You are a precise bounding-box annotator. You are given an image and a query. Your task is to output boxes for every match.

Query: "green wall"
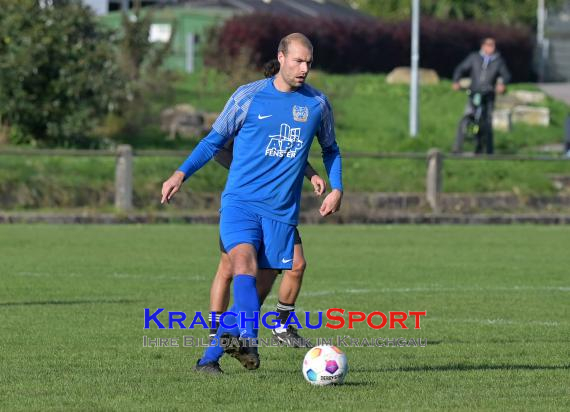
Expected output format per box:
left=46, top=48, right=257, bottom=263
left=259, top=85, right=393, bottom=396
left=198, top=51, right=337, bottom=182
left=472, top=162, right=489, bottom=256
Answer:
left=99, top=6, right=234, bottom=71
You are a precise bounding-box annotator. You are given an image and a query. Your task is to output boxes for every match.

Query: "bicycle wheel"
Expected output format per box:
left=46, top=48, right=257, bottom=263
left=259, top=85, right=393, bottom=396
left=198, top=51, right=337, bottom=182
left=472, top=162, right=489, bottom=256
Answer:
left=453, top=115, right=475, bottom=153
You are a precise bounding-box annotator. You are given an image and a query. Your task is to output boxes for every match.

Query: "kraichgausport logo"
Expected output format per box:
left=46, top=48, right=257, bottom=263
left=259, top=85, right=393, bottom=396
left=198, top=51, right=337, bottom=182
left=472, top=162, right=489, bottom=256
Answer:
left=142, top=335, right=428, bottom=348
left=144, top=308, right=427, bottom=330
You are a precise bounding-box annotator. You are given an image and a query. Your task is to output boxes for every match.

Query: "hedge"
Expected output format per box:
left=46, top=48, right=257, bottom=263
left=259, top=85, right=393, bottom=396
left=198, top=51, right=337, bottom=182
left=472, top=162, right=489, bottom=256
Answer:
left=205, top=14, right=533, bottom=81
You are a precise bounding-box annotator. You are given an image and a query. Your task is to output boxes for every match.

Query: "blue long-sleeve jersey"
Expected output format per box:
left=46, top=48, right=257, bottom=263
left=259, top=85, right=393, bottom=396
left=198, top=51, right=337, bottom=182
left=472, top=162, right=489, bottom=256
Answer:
left=177, top=77, right=343, bottom=225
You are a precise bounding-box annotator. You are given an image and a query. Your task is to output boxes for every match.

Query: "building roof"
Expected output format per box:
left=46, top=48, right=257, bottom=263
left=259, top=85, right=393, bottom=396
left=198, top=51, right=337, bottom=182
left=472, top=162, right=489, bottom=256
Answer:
left=179, top=0, right=373, bottom=21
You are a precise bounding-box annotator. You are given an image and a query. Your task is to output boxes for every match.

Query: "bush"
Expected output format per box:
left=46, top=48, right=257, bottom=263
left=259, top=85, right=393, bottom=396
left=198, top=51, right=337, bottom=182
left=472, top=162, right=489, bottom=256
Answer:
left=0, top=0, right=124, bottom=147
left=204, top=13, right=533, bottom=81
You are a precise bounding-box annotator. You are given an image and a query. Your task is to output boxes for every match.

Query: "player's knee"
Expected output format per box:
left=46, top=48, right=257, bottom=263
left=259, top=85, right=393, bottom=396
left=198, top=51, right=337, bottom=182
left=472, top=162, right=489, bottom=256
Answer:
left=295, top=259, right=307, bottom=275
left=232, top=254, right=257, bottom=275
left=217, top=254, right=233, bottom=282
left=218, top=270, right=232, bottom=284
left=289, top=257, right=307, bottom=279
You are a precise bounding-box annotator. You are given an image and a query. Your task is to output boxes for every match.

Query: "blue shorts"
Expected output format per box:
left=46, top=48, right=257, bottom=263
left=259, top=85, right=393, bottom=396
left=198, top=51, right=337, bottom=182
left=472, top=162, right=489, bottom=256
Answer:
left=220, top=205, right=295, bottom=270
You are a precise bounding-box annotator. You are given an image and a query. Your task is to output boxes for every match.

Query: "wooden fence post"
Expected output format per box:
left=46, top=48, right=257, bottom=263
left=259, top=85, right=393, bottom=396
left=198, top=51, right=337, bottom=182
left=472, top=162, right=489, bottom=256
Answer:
left=115, top=144, right=133, bottom=211
left=426, top=149, right=443, bottom=213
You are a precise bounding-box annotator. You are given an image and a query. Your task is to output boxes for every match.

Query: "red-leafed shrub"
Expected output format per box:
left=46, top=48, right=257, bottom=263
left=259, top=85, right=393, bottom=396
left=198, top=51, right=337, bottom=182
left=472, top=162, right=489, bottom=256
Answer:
left=204, top=13, right=534, bottom=82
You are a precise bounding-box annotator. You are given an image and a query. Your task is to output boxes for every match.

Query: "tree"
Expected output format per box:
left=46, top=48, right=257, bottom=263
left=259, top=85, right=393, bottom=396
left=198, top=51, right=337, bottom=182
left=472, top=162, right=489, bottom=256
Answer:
left=117, top=2, right=174, bottom=83
left=107, top=1, right=176, bottom=138
left=0, top=0, right=124, bottom=147
left=345, top=0, right=565, bottom=28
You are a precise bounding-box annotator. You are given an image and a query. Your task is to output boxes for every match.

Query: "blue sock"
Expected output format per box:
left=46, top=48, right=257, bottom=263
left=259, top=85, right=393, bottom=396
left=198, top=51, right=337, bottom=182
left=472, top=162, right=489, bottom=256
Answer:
left=198, top=305, right=240, bottom=365
left=233, top=274, right=260, bottom=339
left=217, top=304, right=240, bottom=337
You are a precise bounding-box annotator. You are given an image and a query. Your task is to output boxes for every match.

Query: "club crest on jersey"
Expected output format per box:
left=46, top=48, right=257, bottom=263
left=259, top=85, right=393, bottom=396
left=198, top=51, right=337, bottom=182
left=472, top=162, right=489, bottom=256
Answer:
left=265, top=123, right=304, bottom=158
left=292, top=105, right=309, bottom=122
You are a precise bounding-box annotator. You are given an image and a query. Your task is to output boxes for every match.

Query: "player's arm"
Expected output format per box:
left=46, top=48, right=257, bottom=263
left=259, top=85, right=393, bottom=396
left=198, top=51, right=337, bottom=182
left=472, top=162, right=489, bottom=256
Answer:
left=161, top=91, right=245, bottom=204
left=213, top=142, right=233, bottom=170
left=316, top=97, right=343, bottom=216
left=305, top=162, right=326, bottom=196
left=161, top=129, right=229, bottom=204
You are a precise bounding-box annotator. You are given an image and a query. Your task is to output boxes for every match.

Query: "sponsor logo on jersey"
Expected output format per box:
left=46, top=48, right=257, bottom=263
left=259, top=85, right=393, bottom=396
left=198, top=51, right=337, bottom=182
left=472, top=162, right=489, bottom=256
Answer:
left=265, top=123, right=304, bottom=158
left=292, top=105, right=309, bottom=122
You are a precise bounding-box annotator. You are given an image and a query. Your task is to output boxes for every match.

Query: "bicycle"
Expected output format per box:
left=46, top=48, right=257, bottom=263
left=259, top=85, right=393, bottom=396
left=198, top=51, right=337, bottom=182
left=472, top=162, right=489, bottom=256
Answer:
left=453, top=89, right=493, bottom=154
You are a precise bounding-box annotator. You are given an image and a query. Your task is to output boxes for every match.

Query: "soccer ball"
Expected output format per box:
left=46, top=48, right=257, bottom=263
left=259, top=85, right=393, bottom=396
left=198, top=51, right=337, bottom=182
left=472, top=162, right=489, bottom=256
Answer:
left=302, top=345, right=348, bottom=386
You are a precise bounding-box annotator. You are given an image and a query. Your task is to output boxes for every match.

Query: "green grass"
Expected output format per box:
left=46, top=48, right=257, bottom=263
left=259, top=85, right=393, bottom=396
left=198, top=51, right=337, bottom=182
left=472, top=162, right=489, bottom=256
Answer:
left=1, top=153, right=570, bottom=211
left=0, top=225, right=568, bottom=410
left=164, top=70, right=570, bottom=154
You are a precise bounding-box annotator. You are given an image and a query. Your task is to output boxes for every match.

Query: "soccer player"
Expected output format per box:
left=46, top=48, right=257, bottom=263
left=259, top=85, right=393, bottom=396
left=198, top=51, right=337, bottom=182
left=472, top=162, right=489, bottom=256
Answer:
left=211, top=149, right=324, bottom=348
left=207, top=60, right=325, bottom=349
left=161, top=33, right=343, bottom=374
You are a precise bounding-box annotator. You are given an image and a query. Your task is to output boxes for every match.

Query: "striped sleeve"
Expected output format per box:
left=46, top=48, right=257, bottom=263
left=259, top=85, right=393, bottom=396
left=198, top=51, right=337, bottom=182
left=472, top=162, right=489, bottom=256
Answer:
left=316, top=95, right=336, bottom=148
left=316, top=95, right=343, bottom=191
left=212, top=79, right=269, bottom=139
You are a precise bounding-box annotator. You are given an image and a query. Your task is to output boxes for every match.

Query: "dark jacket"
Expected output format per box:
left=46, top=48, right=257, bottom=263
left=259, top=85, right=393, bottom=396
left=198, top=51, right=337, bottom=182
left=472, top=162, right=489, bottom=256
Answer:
left=452, top=52, right=511, bottom=94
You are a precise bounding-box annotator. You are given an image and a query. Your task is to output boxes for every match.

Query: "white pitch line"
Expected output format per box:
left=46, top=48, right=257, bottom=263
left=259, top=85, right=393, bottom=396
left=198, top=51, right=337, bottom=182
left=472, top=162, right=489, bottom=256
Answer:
left=295, top=285, right=570, bottom=297
left=14, top=271, right=81, bottom=277
left=10, top=273, right=570, bottom=293
left=110, top=273, right=206, bottom=281
left=12, top=272, right=207, bottom=281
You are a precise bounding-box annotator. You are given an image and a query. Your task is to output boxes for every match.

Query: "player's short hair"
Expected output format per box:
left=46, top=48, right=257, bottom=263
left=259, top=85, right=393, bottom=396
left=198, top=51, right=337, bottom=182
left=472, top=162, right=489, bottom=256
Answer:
left=278, top=33, right=313, bottom=56
left=480, top=37, right=496, bottom=46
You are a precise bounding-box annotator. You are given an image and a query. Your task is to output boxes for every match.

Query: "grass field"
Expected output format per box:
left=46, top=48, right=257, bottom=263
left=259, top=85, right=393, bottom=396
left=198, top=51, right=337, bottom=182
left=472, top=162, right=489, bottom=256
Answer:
left=1, top=225, right=568, bottom=410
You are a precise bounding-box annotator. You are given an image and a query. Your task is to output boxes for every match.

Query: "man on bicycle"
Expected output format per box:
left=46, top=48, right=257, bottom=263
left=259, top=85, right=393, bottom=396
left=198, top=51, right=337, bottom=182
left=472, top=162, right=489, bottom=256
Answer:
left=452, top=37, right=511, bottom=154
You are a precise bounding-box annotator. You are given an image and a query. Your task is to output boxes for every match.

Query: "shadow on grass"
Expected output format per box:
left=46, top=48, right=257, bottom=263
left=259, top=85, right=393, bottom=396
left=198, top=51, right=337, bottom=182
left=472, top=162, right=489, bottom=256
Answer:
left=0, top=298, right=137, bottom=307
left=371, top=364, right=570, bottom=373
left=232, top=369, right=375, bottom=387
left=339, top=381, right=374, bottom=387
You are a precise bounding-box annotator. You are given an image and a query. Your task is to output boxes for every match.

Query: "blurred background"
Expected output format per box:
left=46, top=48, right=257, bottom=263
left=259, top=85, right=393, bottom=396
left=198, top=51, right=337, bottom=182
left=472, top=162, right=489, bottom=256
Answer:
left=1, top=0, right=569, bottom=221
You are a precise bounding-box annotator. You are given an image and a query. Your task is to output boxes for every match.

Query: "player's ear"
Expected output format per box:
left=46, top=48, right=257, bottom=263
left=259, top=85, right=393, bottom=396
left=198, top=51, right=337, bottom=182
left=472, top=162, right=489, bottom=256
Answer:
left=277, top=51, right=285, bottom=66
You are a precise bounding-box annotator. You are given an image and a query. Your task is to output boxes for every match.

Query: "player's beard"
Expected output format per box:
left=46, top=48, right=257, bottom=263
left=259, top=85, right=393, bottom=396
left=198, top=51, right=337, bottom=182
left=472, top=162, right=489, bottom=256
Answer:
left=286, top=72, right=306, bottom=89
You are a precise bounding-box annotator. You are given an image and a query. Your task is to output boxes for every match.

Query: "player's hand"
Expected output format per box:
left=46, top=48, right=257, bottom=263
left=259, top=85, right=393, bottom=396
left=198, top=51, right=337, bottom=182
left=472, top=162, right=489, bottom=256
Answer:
left=310, top=175, right=327, bottom=196
left=452, top=82, right=461, bottom=91
left=161, top=171, right=185, bottom=204
left=319, top=189, right=342, bottom=217
left=496, top=83, right=506, bottom=94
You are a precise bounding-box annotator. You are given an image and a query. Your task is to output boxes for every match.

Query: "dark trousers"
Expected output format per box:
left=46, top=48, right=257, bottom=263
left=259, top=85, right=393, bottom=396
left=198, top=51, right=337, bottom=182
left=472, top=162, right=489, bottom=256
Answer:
left=564, top=114, right=570, bottom=153
left=453, top=98, right=495, bottom=154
